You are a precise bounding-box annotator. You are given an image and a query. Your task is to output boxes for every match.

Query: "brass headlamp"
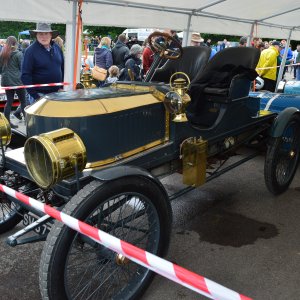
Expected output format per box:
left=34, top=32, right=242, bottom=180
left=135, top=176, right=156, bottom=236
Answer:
left=164, top=72, right=191, bottom=122
left=24, top=128, right=87, bottom=189
left=0, top=113, right=11, bottom=146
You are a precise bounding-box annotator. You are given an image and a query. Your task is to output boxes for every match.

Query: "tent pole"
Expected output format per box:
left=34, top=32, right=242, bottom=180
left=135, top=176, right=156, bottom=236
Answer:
left=64, top=1, right=77, bottom=90
left=275, top=28, right=293, bottom=92
left=247, top=22, right=255, bottom=46
left=71, top=0, right=77, bottom=88
left=182, top=14, right=192, bottom=47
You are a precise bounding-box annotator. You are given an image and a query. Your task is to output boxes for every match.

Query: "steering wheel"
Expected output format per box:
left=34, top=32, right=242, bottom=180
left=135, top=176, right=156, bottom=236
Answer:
left=148, top=31, right=183, bottom=60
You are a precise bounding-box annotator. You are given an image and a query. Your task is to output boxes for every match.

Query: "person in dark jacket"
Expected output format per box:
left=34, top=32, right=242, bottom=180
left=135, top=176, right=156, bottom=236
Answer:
left=21, top=23, right=64, bottom=103
left=93, top=36, right=113, bottom=86
left=0, top=36, right=26, bottom=128
left=112, top=34, right=129, bottom=70
left=13, top=40, right=31, bottom=120
left=123, top=44, right=143, bottom=81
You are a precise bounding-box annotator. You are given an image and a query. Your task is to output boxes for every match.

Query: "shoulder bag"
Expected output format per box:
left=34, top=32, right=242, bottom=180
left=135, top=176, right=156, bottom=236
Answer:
left=92, top=66, right=107, bottom=81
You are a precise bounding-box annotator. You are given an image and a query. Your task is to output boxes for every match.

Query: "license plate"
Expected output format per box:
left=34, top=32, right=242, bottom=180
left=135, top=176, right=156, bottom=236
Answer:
left=23, top=213, right=51, bottom=235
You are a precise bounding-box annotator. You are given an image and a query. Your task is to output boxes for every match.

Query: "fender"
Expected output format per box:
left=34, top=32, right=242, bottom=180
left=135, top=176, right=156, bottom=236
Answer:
left=90, top=165, right=169, bottom=200
left=270, top=107, right=300, bottom=138
left=10, top=128, right=27, bottom=149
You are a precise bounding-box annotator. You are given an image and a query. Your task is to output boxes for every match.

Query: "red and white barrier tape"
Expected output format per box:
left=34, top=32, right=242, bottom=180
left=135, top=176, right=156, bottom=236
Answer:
left=0, top=183, right=251, bottom=300
left=0, top=82, right=70, bottom=91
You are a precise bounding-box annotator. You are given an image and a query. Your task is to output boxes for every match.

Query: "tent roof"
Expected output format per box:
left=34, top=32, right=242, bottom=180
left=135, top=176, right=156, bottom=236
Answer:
left=2, top=0, right=300, bottom=40
left=1, top=0, right=300, bottom=40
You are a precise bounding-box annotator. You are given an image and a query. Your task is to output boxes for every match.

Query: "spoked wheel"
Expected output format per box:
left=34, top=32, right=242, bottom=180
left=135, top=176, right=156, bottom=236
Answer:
left=0, top=193, right=24, bottom=233
left=265, top=114, right=300, bottom=195
left=40, top=177, right=172, bottom=300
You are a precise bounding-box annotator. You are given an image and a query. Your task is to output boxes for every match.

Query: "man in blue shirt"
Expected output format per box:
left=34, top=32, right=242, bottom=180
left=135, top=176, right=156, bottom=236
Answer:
left=280, top=39, right=293, bottom=60
left=279, top=39, right=293, bottom=80
left=21, top=23, right=64, bottom=103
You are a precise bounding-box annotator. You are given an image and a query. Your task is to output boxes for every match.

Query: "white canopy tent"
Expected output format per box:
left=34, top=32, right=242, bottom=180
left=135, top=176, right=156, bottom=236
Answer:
left=1, top=0, right=300, bottom=86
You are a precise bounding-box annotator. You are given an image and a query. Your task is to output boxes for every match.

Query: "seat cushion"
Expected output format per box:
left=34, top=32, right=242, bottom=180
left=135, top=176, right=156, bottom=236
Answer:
left=203, top=87, right=229, bottom=95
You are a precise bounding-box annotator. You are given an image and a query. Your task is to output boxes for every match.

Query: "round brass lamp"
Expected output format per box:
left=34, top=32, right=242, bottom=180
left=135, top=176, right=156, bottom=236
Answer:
left=0, top=113, right=11, bottom=146
left=24, top=128, right=87, bottom=189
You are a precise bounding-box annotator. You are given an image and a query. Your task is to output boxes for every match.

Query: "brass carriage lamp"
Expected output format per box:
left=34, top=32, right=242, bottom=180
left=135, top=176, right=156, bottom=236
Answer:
left=163, top=72, right=191, bottom=122
left=0, top=113, right=12, bottom=147
left=80, top=72, right=97, bottom=89
left=24, top=128, right=87, bottom=189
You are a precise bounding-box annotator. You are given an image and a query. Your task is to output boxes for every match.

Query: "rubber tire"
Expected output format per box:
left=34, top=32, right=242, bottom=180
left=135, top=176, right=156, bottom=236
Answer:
left=0, top=196, right=24, bottom=234
left=264, top=115, right=300, bottom=195
left=39, top=177, right=172, bottom=300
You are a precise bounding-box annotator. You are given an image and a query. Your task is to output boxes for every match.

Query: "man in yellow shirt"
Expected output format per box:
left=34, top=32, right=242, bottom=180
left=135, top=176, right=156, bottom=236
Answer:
left=256, top=41, right=282, bottom=92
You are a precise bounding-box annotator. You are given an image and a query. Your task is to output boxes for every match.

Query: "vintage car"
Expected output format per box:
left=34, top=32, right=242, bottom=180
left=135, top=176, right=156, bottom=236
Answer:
left=1, top=32, right=300, bottom=300
left=254, top=78, right=300, bottom=113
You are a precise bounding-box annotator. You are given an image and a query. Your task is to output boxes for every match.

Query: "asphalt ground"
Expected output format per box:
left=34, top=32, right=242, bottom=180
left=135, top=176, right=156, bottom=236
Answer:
left=1, top=149, right=300, bottom=300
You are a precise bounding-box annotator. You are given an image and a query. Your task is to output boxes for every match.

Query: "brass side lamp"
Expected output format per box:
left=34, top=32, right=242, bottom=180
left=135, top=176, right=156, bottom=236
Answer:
left=163, top=72, right=191, bottom=122
left=80, top=71, right=97, bottom=89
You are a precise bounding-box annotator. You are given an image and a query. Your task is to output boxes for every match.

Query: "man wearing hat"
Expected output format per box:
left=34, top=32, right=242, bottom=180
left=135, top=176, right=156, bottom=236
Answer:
left=21, top=23, right=64, bottom=102
left=190, top=32, right=204, bottom=46
left=256, top=41, right=283, bottom=92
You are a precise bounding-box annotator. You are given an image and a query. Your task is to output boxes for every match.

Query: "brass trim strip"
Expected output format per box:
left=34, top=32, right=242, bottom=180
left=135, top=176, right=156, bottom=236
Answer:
left=85, top=139, right=164, bottom=168
left=165, top=111, right=170, bottom=142
left=112, top=83, right=155, bottom=93
left=152, top=88, right=166, bottom=102
left=259, top=110, right=273, bottom=116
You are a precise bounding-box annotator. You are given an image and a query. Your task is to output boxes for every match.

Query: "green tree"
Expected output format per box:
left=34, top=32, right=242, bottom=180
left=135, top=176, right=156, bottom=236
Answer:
left=0, top=21, right=125, bottom=40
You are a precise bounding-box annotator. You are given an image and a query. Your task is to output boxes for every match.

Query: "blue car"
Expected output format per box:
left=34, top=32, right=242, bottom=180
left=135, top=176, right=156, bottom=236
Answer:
left=252, top=81, right=300, bottom=112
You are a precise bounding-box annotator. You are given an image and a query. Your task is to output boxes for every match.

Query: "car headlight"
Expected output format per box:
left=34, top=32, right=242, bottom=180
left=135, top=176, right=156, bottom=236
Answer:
left=164, top=91, right=183, bottom=114
left=24, top=128, right=87, bottom=189
left=0, top=113, right=11, bottom=146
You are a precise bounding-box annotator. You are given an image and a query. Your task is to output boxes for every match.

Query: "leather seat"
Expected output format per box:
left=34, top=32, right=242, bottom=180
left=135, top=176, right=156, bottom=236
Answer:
left=190, top=47, right=260, bottom=104
left=151, top=46, right=211, bottom=83
left=187, top=47, right=261, bottom=126
left=193, top=47, right=261, bottom=85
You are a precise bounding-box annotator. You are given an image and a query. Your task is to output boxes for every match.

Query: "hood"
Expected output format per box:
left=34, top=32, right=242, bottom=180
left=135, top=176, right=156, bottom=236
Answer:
left=25, top=85, right=157, bottom=117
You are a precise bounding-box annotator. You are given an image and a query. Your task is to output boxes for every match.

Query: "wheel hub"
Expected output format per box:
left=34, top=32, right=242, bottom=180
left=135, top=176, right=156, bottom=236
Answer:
left=115, top=253, right=130, bottom=265
left=289, top=150, right=295, bottom=158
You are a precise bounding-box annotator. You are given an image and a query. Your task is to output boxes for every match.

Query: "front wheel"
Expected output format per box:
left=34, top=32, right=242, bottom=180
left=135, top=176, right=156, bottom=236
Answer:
left=264, top=114, right=300, bottom=195
left=0, top=193, right=24, bottom=234
left=39, top=177, right=172, bottom=300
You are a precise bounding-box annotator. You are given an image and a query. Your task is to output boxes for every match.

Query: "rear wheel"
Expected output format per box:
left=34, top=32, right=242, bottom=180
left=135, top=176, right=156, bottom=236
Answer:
left=39, top=177, right=172, bottom=300
left=265, top=115, right=300, bottom=195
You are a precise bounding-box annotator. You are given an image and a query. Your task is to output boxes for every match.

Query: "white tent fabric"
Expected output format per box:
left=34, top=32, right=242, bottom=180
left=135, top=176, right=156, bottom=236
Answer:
left=1, top=0, right=300, bottom=85
left=1, top=0, right=300, bottom=38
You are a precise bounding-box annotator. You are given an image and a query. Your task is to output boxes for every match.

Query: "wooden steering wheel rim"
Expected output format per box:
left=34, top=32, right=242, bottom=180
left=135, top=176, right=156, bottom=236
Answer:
left=148, top=31, right=183, bottom=60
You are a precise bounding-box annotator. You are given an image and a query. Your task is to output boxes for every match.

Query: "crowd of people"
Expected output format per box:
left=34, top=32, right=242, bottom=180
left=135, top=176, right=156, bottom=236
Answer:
left=1, top=23, right=300, bottom=129
left=237, top=36, right=300, bottom=92
left=88, top=29, right=300, bottom=93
